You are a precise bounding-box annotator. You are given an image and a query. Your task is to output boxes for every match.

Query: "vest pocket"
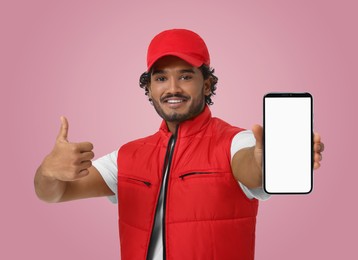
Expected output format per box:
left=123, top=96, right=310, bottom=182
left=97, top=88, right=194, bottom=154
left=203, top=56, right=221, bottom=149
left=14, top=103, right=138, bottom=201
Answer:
left=118, top=175, right=152, bottom=187
left=179, top=171, right=224, bottom=180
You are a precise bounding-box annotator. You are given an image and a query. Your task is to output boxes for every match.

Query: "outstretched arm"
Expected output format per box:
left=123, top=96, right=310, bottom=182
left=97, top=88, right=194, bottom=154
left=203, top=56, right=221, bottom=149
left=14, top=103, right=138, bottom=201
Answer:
left=231, top=125, right=324, bottom=189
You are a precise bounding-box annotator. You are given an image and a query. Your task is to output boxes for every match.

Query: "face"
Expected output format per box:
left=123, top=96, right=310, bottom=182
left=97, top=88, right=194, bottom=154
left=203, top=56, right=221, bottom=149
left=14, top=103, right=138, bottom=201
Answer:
left=148, top=56, right=211, bottom=126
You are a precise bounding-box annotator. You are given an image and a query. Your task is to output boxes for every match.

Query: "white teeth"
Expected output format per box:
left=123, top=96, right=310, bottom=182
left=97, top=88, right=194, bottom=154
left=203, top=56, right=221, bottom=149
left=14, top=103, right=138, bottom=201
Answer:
left=167, top=100, right=183, bottom=104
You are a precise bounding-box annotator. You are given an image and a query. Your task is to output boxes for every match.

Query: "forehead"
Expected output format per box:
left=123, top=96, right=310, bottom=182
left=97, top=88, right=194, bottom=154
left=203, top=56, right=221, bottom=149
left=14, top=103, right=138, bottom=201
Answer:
left=151, top=56, right=197, bottom=72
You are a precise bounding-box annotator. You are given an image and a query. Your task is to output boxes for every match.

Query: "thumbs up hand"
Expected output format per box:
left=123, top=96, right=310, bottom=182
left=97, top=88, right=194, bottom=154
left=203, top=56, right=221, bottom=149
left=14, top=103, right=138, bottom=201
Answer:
left=41, top=117, right=95, bottom=181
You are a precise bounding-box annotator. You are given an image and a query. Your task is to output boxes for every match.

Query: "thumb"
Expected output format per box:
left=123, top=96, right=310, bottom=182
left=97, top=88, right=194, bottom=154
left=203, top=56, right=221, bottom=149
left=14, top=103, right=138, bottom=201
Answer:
left=57, top=116, right=69, bottom=142
left=252, top=124, right=263, bottom=150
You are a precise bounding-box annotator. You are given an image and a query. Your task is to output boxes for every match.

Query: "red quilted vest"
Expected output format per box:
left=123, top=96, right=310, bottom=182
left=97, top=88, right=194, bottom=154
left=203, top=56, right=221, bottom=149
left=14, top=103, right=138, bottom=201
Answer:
left=117, top=106, right=259, bottom=260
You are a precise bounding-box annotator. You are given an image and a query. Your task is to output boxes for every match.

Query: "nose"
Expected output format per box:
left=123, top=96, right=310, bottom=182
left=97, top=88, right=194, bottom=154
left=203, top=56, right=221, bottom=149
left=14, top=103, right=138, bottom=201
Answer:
left=166, top=76, right=182, bottom=94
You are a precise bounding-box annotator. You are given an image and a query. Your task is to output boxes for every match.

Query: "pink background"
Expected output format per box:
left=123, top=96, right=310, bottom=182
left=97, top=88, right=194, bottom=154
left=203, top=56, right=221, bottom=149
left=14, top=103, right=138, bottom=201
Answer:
left=1, top=0, right=357, bottom=259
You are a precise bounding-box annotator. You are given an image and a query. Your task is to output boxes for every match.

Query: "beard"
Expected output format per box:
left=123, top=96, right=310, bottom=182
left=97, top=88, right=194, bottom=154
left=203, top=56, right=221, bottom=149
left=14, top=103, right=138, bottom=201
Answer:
left=151, top=93, right=206, bottom=123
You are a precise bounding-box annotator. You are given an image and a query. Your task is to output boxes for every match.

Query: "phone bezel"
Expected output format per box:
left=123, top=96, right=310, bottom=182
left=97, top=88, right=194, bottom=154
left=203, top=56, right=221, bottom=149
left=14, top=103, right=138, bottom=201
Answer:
left=263, top=92, right=314, bottom=195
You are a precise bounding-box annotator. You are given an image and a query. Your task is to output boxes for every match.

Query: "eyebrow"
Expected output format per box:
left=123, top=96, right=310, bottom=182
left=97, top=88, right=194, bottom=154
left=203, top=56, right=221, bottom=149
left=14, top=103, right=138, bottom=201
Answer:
left=151, top=68, right=196, bottom=76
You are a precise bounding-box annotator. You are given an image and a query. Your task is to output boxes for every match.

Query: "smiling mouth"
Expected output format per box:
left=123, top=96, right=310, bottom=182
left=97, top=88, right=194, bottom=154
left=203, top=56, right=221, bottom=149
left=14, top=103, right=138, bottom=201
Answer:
left=161, top=95, right=189, bottom=104
left=166, top=99, right=185, bottom=104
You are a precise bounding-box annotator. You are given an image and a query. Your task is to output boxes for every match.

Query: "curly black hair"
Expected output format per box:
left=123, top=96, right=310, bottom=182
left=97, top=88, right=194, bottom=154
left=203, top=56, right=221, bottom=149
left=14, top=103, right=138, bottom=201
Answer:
left=139, top=65, right=218, bottom=105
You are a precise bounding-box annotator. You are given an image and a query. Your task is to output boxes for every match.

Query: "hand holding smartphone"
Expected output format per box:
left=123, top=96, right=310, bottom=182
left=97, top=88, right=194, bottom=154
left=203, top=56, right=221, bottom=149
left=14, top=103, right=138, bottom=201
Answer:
left=263, top=93, right=313, bottom=194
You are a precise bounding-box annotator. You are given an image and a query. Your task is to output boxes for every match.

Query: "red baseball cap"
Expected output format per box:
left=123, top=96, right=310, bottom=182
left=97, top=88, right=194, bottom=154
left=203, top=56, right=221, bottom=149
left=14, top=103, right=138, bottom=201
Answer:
left=146, top=29, right=210, bottom=71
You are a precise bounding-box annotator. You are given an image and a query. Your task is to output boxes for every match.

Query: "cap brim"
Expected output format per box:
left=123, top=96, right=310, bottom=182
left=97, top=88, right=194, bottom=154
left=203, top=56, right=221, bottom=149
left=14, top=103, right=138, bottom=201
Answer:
left=147, top=52, right=204, bottom=71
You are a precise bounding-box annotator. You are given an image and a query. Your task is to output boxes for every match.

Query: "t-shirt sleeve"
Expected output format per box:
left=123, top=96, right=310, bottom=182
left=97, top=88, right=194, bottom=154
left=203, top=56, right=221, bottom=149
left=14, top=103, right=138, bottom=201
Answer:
left=92, top=150, right=118, bottom=203
left=231, top=130, right=271, bottom=201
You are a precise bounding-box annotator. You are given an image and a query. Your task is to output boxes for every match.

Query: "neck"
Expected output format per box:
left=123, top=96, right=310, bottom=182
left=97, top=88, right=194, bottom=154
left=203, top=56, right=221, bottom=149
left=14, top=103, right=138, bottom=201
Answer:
left=166, top=121, right=178, bottom=134
left=164, top=105, right=207, bottom=134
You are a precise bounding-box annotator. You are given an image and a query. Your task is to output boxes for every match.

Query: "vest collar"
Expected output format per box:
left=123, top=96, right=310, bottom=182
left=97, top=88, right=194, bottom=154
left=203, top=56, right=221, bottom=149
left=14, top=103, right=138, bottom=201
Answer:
left=159, top=105, right=212, bottom=138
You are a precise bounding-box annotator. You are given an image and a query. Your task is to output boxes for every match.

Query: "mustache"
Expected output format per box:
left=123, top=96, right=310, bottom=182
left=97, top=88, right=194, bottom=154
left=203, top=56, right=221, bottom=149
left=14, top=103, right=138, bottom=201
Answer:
left=160, top=94, right=189, bottom=102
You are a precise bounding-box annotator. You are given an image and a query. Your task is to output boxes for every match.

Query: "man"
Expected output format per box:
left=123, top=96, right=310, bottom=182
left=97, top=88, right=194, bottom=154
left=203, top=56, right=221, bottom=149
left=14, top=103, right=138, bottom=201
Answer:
left=34, top=29, right=324, bottom=260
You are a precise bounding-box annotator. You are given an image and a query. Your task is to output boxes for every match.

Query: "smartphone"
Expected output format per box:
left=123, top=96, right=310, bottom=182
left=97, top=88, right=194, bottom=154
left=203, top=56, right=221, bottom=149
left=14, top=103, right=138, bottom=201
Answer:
left=263, top=92, right=313, bottom=194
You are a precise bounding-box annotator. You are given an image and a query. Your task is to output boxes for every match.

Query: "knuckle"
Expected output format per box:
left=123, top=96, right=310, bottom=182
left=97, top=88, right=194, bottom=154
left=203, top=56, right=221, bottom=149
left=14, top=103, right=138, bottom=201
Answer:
left=69, top=144, right=77, bottom=152
left=73, top=157, right=83, bottom=165
left=73, top=166, right=83, bottom=175
left=70, top=159, right=78, bottom=166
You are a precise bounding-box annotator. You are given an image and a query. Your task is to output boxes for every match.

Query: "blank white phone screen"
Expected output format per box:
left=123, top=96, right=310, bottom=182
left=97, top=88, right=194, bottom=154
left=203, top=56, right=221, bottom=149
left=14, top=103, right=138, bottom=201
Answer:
left=264, top=96, right=312, bottom=194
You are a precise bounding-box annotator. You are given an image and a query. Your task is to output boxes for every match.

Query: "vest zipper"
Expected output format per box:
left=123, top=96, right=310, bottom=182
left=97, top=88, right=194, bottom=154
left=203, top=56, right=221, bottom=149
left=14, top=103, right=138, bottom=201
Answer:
left=162, top=134, right=177, bottom=260
left=146, top=132, right=177, bottom=260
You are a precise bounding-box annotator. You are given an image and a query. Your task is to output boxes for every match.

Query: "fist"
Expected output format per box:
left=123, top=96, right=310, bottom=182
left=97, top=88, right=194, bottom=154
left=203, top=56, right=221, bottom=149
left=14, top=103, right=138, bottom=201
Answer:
left=42, top=116, right=95, bottom=181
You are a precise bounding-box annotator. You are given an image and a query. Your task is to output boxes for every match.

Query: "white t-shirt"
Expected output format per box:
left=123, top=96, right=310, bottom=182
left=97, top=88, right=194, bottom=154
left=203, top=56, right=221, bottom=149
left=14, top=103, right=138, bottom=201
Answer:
left=92, top=130, right=270, bottom=260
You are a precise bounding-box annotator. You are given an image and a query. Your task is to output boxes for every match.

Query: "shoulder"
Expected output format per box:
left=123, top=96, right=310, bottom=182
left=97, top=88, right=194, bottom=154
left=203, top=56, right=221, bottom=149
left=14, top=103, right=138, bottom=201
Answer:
left=210, top=116, right=246, bottom=138
left=119, top=131, right=162, bottom=154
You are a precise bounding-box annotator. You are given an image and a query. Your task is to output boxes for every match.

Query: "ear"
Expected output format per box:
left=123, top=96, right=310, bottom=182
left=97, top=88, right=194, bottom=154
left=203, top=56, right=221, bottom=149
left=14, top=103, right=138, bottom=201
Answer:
left=203, top=77, right=212, bottom=96
left=146, top=84, right=152, bottom=103
left=146, top=84, right=152, bottom=99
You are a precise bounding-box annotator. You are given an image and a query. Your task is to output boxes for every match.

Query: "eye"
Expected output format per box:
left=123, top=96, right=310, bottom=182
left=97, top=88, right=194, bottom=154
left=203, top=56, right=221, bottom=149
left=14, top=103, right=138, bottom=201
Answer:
left=179, top=74, right=193, bottom=80
left=154, top=76, right=167, bottom=82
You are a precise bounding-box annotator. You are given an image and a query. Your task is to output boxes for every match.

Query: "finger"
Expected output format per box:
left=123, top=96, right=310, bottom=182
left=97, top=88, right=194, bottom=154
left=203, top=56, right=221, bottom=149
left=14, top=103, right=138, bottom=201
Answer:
left=80, top=160, right=92, bottom=170
left=313, top=132, right=321, bottom=143
left=57, top=116, right=69, bottom=142
left=252, top=124, right=263, bottom=150
left=73, top=161, right=92, bottom=178
left=313, top=161, right=321, bottom=170
left=77, top=142, right=94, bottom=152
left=314, top=143, right=325, bottom=153
left=314, top=152, right=322, bottom=162
left=77, top=169, right=90, bottom=178
left=319, top=142, right=325, bottom=152
left=80, top=151, right=95, bottom=161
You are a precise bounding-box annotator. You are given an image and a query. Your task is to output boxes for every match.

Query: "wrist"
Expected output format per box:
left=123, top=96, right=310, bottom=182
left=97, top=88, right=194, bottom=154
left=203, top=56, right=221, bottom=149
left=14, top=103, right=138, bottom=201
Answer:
left=39, top=155, right=57, bottom=180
